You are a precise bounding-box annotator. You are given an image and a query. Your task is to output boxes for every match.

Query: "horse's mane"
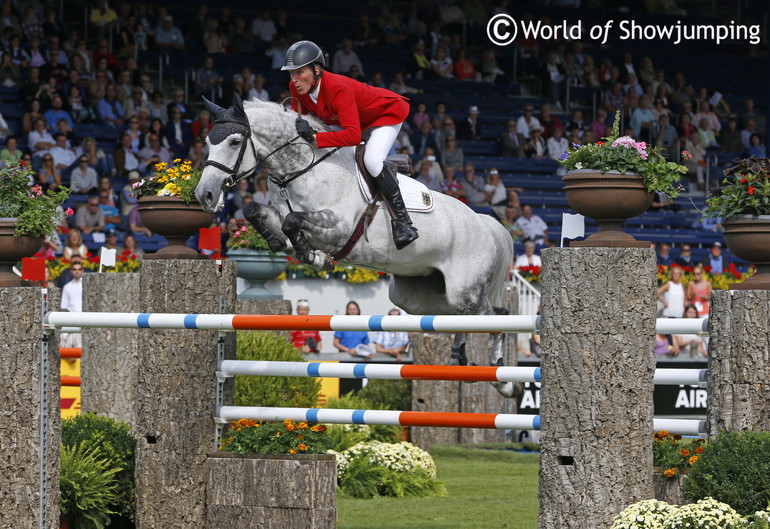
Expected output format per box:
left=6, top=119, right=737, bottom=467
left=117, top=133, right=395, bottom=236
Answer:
left=242, top=98, right=334, bottom=135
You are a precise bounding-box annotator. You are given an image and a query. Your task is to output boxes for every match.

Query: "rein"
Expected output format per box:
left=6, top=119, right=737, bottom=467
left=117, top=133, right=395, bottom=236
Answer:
left=205, top=98, right=340, bottom=191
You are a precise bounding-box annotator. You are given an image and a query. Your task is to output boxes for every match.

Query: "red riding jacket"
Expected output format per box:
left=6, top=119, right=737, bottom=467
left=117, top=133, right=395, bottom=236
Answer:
left=289, top=70, right=409, bottom=149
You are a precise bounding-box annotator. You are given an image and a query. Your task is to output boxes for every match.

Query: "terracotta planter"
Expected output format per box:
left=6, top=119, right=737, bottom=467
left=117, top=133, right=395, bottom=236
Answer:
left=0, top=218, right=43, bottom=286
left=562, top=169, right=653, bottom=248
left=652, top=466, right=688, bottom=505
left=138, top=196, right=213, bottom=260
left=206, top=452, right=336, bottom=528
left=722, top=215, right=770, bottom=290
left=228, top=248, right=287, bottom=299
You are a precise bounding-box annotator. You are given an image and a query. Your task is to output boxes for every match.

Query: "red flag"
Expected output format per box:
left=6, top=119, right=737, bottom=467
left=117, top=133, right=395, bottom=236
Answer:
left=199, top=227, right=221, bottom=251
left=22, top=257, right=45, bottom=282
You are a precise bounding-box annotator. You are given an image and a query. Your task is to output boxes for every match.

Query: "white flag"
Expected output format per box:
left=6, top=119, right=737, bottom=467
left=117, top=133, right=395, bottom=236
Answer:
left=561, top=213, right=585, bottom=247
left=100, top=247, right=117, bottom=268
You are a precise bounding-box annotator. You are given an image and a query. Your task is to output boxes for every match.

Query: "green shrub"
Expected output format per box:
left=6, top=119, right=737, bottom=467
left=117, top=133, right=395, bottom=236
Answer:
left=235, top=331, right=321, bottom=408
left=61, top=413, right=135, bottom=520
left=357, top=378, right=412, bottom=411
left=683, top=430, right=770, bottom=515
left=336, top=441, right=446, bottom=499
left=60, top=444, right=120, bottom=529
left=325, top=392, right=402, bottom=443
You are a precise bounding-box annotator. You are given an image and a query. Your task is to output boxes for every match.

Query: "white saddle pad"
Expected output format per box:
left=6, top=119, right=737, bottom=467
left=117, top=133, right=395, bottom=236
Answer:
left=356, top=165, right=435, bottom=213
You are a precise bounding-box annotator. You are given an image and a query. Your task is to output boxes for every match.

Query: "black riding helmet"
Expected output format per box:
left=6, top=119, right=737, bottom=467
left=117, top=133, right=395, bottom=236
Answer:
left=281, top=40, right=325, bottom=71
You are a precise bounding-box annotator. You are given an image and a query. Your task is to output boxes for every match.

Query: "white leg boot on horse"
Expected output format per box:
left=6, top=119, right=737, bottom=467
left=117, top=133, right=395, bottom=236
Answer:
left=375, top=161, right=419, bottom=250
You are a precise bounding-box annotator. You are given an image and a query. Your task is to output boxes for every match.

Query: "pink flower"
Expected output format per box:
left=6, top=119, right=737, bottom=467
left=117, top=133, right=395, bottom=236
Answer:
left=30, top=184, right=43, bottom=196
left=65, top=207, right=74, bottom=217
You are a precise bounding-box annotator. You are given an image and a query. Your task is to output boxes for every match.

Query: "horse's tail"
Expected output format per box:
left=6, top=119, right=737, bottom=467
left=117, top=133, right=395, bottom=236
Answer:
left=480, top=215, right=514, bottom=308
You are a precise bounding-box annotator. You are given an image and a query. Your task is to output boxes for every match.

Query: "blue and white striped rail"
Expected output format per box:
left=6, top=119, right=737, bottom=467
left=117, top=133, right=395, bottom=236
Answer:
left=216, top=406, right=707, bottom=435
left=45, top=312, right=709, bottom=335
left=218, top=361, right=707, bottom=386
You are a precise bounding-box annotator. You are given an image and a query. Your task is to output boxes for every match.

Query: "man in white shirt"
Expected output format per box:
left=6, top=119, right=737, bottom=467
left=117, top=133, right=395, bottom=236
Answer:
left=60, top=262, right=84, bottom=348
left=251, top=10, right=276, bottom=43
left=49, top=133, right=77, bottom=171
left=332, top=39, right=364, bottom=76
left=28, top=118, right=56, bottom=159
left=516, top=105, right=540, bottom=139
left=517, top=205, right=549, bottom=245
left=60, top=262, right=84, bottom=312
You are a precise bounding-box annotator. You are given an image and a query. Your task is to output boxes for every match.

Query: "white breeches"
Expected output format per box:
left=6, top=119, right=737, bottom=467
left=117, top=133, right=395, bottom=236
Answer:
left=363, top=122, right=402, bottom=176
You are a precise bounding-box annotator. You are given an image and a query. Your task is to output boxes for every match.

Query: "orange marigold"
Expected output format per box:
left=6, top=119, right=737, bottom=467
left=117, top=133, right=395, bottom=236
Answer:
left=298, top=443, right=307, bottom=451
left=298, top=422, right=309, bottom=429
left=276, top=432, right=281, bottom=436
left=289, top=449, right=297, bottom=454
left=285, top=423, right=295, bottom=432
left=689, top=455, right=699, bottom=465
left=664, top=468, right=676, bottom=477
left=297, top=435, right=304, bottom=440
left=695, top=446, right=704, bottom=454
left=310, top=424, right=327, bottom=432
left=680, top=448, right=690, bottom=457
left=658, top=430, right=669, bottom=438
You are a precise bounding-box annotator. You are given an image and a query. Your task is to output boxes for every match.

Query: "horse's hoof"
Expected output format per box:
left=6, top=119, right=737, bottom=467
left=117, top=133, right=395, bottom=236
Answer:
left=491, top=381, right=524, bottom=399
left=449, top=352, right=468, bottom=366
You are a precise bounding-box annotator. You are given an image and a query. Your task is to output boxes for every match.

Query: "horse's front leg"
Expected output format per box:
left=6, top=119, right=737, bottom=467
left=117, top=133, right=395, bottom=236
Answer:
left=282, top=211, right=336, bottom=272
left=243, top=202, right=292, bottom=253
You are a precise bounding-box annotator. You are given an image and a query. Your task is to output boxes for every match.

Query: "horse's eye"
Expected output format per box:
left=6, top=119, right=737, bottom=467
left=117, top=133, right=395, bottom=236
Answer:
left=230, top=136, right=242, bottom=146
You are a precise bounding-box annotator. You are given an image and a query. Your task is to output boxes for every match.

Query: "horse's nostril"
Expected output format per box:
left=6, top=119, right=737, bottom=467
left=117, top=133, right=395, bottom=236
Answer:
left=205, top=191, right=214, bottom=205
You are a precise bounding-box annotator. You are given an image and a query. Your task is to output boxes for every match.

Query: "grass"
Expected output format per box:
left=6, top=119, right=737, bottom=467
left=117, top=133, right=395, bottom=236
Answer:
left=338, top=444, right=540, bottom=529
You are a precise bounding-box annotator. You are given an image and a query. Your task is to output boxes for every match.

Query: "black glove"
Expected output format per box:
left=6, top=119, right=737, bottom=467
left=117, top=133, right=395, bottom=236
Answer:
left=295, top=118, right=316, bottom=142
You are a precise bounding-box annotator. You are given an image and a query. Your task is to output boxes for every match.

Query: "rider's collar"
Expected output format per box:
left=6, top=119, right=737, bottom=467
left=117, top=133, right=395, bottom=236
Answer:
left=309, top=79, right=321, bottom=104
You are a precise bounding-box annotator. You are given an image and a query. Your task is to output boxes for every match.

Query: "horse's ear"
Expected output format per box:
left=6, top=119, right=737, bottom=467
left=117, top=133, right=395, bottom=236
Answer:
left=202, top=96, right=226, bottom=121
left=232, top=92, right=247, bottom=123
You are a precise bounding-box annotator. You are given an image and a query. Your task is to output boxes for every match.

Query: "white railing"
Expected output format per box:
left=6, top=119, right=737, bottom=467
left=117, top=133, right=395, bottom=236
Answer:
left=510, top=272, right=542, bottom=357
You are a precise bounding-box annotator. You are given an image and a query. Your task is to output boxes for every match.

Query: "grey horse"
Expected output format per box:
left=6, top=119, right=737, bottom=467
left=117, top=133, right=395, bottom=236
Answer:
left=194, top=94, right=519, bottom=397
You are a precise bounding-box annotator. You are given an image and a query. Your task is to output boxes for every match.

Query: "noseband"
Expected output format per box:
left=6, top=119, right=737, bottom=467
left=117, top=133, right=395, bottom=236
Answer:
left=202, top=119, right=260, bottom=189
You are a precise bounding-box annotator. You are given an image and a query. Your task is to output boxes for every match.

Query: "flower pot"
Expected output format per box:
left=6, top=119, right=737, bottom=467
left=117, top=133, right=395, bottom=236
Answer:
left=206, top=452, right=336, bottom=528
left=228, top=248, right=287, bottom=299
left=0, top=218, right=43, bottom=286
left=722, top=215, right=770, bottom=290
left=562, top=169, right=653, bottom=248
left=652, top=466, right=688, bottom=506
left=137, top=196, right=213, bottom=260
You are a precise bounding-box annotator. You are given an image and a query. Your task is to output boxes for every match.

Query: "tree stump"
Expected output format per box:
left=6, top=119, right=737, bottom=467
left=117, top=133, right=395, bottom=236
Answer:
left=0, top=287, right=60, bottom=529
left=707, top=290, right=770, bottom=436
left=538, top=248, right=656, bottom=529
left=409, top=332, right=459, bottom=450
left=134, top=260, right=236, bottom=528
left=459, top=286, right=517, bottom=444
left=205, top=453, right=336, bottom=529
left=81, top=273, right=141, bottom=428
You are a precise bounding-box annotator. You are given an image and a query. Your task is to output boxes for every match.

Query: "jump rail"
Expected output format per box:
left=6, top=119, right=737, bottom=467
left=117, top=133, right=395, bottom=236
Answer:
left=218, top=361, right=708, bottom=386
left=45, top=312, right=709, bottom=335
left=216, top=406, right=707, bottom=436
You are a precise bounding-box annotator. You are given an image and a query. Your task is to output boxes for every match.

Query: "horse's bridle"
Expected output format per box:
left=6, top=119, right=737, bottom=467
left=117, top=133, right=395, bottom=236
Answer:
left=202, top=119, right=260, bottom=189
left=203, top=97, right=339, bottom=191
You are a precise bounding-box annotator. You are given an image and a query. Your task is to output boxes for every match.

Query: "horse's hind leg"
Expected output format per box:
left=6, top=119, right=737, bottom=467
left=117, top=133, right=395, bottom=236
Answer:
left=243, top=202, right=291, bottom=253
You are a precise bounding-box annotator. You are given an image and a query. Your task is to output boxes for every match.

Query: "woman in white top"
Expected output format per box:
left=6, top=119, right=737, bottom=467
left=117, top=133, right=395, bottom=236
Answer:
left=484, top=168, right=507, bottom=205
left=62, top=229, right=89, bottom=261
left=252, top=174, right=272, bottom=206
left=657, top=265, right=685, bottom=318
left=513, top=239, right=542, bottom=269
left=675, top=304, right=708, bottom=357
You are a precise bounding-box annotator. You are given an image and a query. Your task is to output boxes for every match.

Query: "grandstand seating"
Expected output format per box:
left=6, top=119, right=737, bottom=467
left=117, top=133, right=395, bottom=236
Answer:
left=0, top=2, right=763, bottom=262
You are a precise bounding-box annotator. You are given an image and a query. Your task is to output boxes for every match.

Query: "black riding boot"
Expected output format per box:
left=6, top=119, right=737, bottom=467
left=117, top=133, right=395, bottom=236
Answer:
left=374, top=162, right=419, bottom=250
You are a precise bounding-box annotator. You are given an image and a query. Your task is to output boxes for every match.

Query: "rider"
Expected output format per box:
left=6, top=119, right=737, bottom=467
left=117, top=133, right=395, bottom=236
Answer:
left=282, top=40, right=419, bottom=250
